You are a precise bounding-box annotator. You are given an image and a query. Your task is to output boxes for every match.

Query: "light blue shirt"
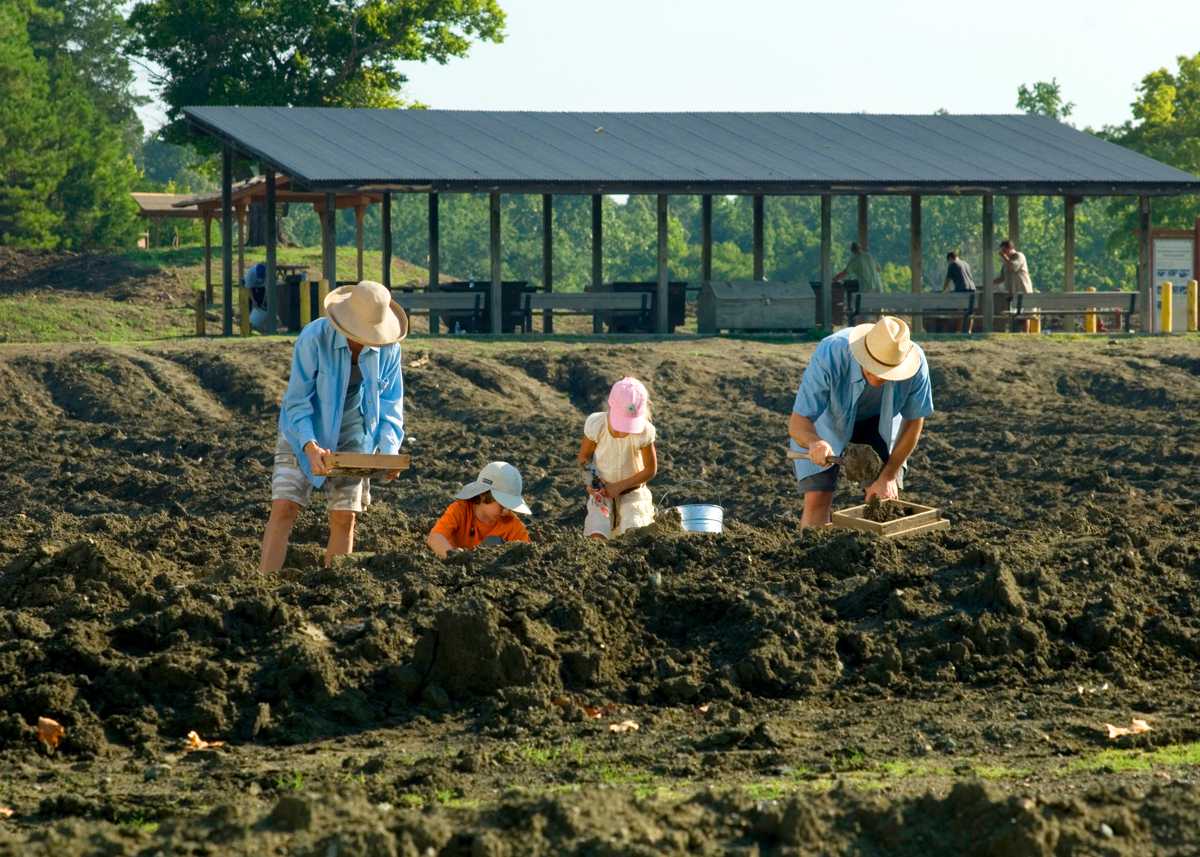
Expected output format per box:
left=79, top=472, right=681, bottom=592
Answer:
left=790, top=329, right=933, bottom=482
left=278, top=318, right=405, bottom=488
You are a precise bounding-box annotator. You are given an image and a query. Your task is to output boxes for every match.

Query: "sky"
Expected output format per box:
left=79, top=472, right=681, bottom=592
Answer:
left=136, top=0, right=1200, bottom=133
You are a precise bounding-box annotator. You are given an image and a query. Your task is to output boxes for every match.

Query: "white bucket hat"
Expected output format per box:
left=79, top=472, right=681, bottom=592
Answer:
left=847, top=316, right=922, bottom=381
left=323, top=280, right=409, bottom=346
left=455, top=461, right=531, bottom=515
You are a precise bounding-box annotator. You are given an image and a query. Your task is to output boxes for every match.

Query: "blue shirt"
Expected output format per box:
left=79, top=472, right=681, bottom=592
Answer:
left=790, top=329, right=933, bottom=482
left=278, top=318, right=405, bottom=488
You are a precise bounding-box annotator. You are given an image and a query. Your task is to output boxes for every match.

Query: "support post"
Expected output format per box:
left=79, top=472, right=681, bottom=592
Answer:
left=203, top=213, right=213, bottom=304
left=236, top=206, right=246, bottom=285
left=910, top=194, right=923, bottom=333
left=1138, top=195, right=1152, bottom=332
left=1007, top=195, right=1020, bottom=247
left=264, top=169, right=277, bottom=334
left=820, top=194, right=832, bottom=329
left=1064, top=196, right=1076, bottom=292
left=752, top=194, right=764, bottom=280
left=982, top=194, right=995, bottom=333
left=542, top=193, right=553, bottom=333
left=592, top=193, right=603, bottom=333
left=322, top=192, right=336, bottom=295
left=381, top=192, right=392, bottom=289
left=857, top=195, right=869, bottom=250
left=354, top=205, right=365, bottom=281
left=428, top=192, right=439, bottom=333
left=1187, top=280, right=1198, bottom=333
left=221, top=146, right=233, bottom=336
left=1084, top=286, right=1098, bottom=333
left=489, top=191, right=502, bottom=334
left=701, top=194, right=713, bottom=283
left=656, top=193, right=669, bottom=334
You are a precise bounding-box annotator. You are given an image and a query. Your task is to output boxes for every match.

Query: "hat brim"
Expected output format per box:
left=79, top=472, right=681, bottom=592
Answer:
left=455, top=480, right=531, bottom=515
left=847, top=323, right=922, bottom=382
left=608, top=410, right=647, bottom=435
left=323, top=287, right=409, bottom=346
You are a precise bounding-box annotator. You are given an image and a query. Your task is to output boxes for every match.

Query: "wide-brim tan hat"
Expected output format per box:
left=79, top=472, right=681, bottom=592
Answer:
left=847, top=316, right=922, bottom=381
left=323, top=280, right=409, bottom=347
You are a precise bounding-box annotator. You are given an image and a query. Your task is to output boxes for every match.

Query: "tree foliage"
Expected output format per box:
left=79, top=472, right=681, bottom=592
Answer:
left=129, top=0, right=507, bottom=146
left=1016, top=78, right=1074, bottom=122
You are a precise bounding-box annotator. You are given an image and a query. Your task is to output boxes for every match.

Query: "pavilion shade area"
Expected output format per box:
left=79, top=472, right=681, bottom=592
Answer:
left=182, top=108, right=1200, bottom=196
left=184, top=107, right=1200, bottom=335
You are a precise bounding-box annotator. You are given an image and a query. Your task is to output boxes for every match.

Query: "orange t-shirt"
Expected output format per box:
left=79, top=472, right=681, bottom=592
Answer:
left=430, top=500, right=530, bottom=550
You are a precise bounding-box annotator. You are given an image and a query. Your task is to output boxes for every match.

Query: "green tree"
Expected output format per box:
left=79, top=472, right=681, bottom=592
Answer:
left=27, top=0, right=144, bottom=145
left=1016, top=78, right=1075, bottom=122
left=0, top=0, right=66, bottom=247
left=129, top=0, right=507, bottom=147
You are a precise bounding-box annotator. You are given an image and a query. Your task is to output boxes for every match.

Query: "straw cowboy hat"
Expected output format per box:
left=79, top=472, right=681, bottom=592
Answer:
left=323, top=280, right=408, bottom=346
left=848, top=316, right=922, bottom=381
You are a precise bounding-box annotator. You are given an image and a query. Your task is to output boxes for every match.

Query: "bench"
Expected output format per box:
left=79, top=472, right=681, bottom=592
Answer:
left=1010, top=291, right=1137, bottom=333
left=521, top=292, right=651, bottom=333
left=392, top=290, right=486, bottom=333
left=851, top=291, right=977, bottom=332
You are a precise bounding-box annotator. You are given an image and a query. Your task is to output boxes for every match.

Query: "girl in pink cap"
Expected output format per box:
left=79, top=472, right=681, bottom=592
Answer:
left=576, top=376, right=658, bottom=539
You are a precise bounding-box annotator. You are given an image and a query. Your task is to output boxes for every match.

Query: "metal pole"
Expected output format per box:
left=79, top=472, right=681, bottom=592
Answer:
left=857, top=194, right=869, bottom=250
left=701, top=194, right=713, bottom=283
left=489, top=191, right=502, bottom=334
left=381, top=192, right=392, bottom=290
left=910, top=194, right=923, bottom=333
left=542, top=193, right=553, bottom=333
left=322, top=192, right=336, bottom=294
left=1064, top=196, right=1076, bottom=292
left=264, top=169, right=277, bottom=334
left=428, top=192, right=439, bottom=333
left=820, top=194, right=832, bottom=329
left=592, top=193, right=603, bottom=333
left=1138, top=195, right=1152, bottom=332
left=656, top=194, right=669, bottom=334
left=982, top=194, right=995, bottom=332
left=752, top=194, right=764, bottom=281
left=221, top=146, right=233, bottom=336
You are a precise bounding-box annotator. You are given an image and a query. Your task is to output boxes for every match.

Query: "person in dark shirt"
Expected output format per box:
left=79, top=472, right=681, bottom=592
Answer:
left=939, top=251, right=976, bottom=333
left=943, top=251, right=976, bottom=292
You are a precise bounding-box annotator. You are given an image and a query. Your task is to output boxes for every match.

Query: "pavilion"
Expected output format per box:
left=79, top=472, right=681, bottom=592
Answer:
left=182, top=107, right=1200, bottom=335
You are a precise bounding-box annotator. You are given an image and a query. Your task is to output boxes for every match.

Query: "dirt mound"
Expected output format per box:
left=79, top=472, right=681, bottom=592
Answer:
left=3, top=336, right=1200, bottom=851
left=0, top=247, right=190, bottom=303
left=4, top=779, right=1197, bottom=856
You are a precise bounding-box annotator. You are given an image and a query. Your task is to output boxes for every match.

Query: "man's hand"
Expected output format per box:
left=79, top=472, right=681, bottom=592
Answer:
left=304, top=441, right=332, bottom=476
left=865, top=475, right=899, bottom=502
left=808, top=440, right=835, bottom=467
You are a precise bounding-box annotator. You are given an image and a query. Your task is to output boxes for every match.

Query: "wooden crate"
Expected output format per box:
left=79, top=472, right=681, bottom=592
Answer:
left=831, top=499, right=949, bottom=539
left=326, top=452, right=411, bottom=478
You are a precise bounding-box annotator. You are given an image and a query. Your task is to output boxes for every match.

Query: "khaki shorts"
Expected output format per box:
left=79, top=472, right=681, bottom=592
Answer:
left=271, top=434, right=371, bottom=513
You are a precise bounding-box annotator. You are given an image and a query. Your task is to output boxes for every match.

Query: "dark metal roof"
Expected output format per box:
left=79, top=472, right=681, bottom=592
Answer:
left=183, top=107, right=1200, bottom=196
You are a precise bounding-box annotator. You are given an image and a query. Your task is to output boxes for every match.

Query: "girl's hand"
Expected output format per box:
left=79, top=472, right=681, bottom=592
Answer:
left=603, top=483, right=623, bottom=499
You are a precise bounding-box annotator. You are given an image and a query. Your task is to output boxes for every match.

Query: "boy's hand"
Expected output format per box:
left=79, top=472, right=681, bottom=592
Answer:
left=304, top=441, right=332, bottom=476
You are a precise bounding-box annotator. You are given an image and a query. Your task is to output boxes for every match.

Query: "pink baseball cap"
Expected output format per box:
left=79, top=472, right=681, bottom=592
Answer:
left=608, top=376, right=649, bottom=434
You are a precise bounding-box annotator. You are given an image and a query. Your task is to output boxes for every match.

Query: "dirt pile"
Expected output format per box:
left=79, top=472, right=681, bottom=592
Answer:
left=0, top=247, right=191, bottom=303
left=4, top=779, right=1198, bottom=856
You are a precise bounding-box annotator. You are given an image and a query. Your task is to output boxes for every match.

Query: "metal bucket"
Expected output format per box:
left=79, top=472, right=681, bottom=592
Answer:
left=673, top=503, right=724, bottom=534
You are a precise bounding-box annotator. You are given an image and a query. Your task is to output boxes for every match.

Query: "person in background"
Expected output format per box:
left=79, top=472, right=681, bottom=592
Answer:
left=576, top=377, right=658, bottom=539
left=834, top=242, right=883, bottom=293
left=941, top=250, right=977, bottom=332
left=427, top=462, right=531, bottom=559
left=787, top=316, right=934, bottom=528
left=259, top=281, right=408, bottom=571
left=994, top=240, right=1034, bottom=332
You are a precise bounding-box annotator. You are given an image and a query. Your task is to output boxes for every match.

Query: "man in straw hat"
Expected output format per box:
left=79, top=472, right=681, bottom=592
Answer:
left=787, top=316, right=934, bottom=527
left=259, top=280, right=409, bottom=571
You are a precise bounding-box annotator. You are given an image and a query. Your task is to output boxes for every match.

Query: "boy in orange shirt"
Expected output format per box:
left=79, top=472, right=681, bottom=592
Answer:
left=427, top=462, right=531, bottom=559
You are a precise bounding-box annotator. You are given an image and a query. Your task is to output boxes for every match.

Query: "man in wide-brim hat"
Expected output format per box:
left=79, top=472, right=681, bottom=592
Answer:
left=787, top=315, right=934, bottom=527
left=259, top=280, right=410, bottom=571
